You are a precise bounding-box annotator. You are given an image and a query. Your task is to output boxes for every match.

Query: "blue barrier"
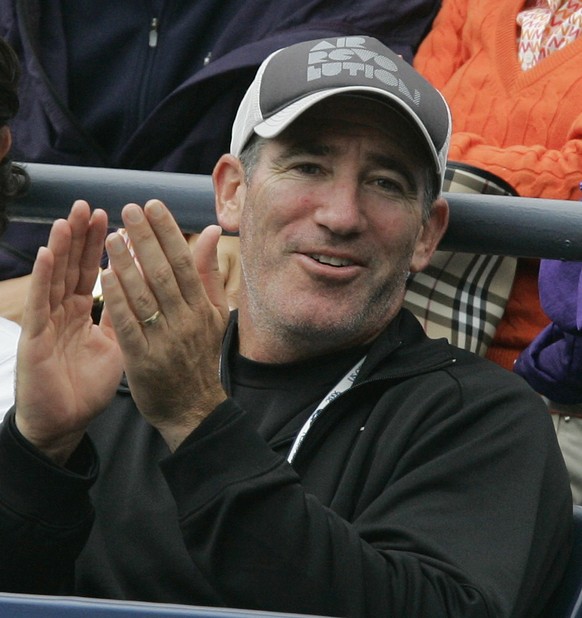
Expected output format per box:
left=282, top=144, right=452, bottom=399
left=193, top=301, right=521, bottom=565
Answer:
left=7, top=163, right=582, bottom=260
left=0, top=593, right=323, bottom=618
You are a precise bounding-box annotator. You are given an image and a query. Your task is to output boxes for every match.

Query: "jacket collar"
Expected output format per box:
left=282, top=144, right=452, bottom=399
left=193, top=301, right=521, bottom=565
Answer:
left=221, top=309, right=456, bottom=390
left=356, top=309, right=456, bottom=383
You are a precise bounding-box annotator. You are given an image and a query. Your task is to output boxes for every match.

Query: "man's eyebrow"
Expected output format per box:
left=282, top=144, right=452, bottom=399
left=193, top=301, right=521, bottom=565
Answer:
left=272, top=141, right=335, bottom=164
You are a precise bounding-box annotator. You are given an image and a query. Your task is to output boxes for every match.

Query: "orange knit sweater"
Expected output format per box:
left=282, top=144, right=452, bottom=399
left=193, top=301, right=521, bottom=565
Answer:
left=414, top=0, right=582, bottom=370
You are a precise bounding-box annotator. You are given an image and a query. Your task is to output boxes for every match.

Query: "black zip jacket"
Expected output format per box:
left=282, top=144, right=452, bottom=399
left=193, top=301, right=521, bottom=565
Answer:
left=0, top=310, right=572, bottom=617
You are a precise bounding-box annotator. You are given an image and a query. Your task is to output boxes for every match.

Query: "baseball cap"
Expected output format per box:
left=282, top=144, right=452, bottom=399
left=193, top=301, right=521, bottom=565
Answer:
left=230, top=36, right=452, bottom=192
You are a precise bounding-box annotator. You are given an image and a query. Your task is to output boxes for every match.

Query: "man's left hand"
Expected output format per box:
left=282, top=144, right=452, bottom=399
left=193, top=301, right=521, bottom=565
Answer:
left=102, top=199, right=229, bottom=451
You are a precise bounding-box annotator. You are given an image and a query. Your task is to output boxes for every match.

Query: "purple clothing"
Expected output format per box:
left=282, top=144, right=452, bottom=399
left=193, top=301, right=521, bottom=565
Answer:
left=515, top=260, right=582, bottom=403
left=0, top=0, right=441, bottom=278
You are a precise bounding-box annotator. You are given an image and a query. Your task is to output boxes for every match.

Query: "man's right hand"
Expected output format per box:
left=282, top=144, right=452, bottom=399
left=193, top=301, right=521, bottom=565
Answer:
left=14, top=201, right=124, bottom=465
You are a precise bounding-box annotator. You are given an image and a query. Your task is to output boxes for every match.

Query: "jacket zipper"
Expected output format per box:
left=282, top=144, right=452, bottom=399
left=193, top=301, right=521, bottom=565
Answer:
left=149, top=17, right=159, bottom=48
left=136, top=15, right=161, bottom=125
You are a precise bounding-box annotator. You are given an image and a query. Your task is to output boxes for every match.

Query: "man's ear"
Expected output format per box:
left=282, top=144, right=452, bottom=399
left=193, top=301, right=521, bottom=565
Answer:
left=410, top=197, right=449, bottom=273
left=212, top=154, right=246, bottom=233
left=0, top=126, right=12, bottom=161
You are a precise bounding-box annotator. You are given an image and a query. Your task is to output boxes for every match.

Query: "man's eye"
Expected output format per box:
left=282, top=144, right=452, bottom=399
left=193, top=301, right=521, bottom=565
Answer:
left=295, top=163, right=321, bottom=175
left=375, top=177, right=404, bottom=193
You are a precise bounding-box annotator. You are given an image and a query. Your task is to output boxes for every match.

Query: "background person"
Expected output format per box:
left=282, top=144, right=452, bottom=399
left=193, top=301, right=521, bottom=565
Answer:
left=413, top=0, right=582, bottom=370
left=0, top=36, right=27, bottom=413
left=515, top=257, right=582, bottom=503
left=413, top=0, right=582, bottom=503
left=0, top=0, right=442, bottom=323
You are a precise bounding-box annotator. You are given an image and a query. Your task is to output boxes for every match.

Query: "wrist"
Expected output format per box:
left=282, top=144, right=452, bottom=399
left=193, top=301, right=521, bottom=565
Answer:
left=156, top=391, right=228, bottom=452
left=14, top=413, right=85, bottom=466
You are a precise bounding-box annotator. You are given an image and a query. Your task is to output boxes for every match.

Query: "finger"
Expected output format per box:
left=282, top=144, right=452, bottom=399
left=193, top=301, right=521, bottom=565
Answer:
left=193, top=225, right=230, bottom=320
left=46, top=218, right=73, bottom=311
left=98, top=300, right=114, bottom=332
left=224, top=266, right=240, bottom=310
left=218, top=236, right=241, bottom=310
left=76, top=208, right=108, bottom=296
left=100, top=268, right=149, bottom=355
left=139, top=201, right=204, bottom=310
left=105, top=230, right=160, bottom=324
left=20, top=246, right=54, bottom=338
left=63, top=201, right=92, bottom=297
left=185, top=233, right=197, bottom=251
left=100, top=268, right=158, bottom=356
left=193, top=233, right=240, bottom=310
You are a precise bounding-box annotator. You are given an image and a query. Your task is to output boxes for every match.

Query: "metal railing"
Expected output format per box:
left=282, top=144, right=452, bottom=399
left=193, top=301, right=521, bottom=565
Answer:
left=7, top=163, right=582, bottom=261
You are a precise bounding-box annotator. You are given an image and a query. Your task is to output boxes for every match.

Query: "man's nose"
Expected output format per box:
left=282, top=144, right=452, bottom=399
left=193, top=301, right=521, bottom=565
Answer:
left=313, top=180, right=366, bottom=235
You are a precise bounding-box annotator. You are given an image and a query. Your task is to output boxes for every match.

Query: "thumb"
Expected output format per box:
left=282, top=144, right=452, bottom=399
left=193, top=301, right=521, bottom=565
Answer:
left=193, top=225, right=230, bottom=321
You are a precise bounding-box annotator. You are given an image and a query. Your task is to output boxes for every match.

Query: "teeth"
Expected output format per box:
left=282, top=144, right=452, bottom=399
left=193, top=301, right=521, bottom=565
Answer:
left=311, top=254, right=353, bottom=267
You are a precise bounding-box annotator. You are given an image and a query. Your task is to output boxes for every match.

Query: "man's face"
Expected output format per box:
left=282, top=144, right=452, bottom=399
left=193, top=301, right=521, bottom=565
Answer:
left=225, top=97, right=445, bottom=361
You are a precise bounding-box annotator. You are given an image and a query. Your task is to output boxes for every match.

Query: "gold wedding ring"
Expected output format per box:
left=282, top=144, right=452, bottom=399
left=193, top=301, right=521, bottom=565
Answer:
left=138, top=309, right=161, bottom=327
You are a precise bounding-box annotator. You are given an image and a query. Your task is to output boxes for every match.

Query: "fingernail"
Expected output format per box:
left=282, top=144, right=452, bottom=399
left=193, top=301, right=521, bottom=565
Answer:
left=146, top=200, right=164, bottom=220
left=125, top=205, right=144, bottom=224
left=107, top=233, right=127, bottom=255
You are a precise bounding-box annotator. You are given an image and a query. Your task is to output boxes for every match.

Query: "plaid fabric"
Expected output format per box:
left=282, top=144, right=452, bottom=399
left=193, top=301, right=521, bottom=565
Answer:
left=403, top=163, right=518, bottom=356
left=404, top=252, right=517, bottom=355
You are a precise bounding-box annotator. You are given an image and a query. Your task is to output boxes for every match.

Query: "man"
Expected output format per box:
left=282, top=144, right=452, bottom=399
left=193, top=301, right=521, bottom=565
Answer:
left=0, top=36, right=572, bottom=617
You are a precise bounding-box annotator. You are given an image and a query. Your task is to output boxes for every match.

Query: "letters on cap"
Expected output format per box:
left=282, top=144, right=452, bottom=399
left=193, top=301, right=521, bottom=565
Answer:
left=230, top=36, right=452, bottom=190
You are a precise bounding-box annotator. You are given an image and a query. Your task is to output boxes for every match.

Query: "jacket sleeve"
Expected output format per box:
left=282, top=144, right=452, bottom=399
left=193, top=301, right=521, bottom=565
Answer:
left=514, top=260, right=582, bottom=403
left=160, top=380, right=571, bottom=618
left=514, top=320, right=582, bottom=403
left=0, top=411, right=97, bottom=593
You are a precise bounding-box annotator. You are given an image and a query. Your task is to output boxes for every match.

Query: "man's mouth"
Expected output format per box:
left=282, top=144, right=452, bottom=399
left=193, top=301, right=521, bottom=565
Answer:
left=309, top=254, right=355, bottom=267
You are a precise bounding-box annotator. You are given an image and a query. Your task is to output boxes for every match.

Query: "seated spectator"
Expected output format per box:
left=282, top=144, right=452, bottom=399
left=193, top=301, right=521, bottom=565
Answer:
left=0, top=36, right=571, bottom=617
left=413, top=0, right=582, bottom=369
left=0, top=0, right=442, bottom=323
left=0, top=37, right=27, bottom=413
left=515, top=257, right=582, bottom=503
